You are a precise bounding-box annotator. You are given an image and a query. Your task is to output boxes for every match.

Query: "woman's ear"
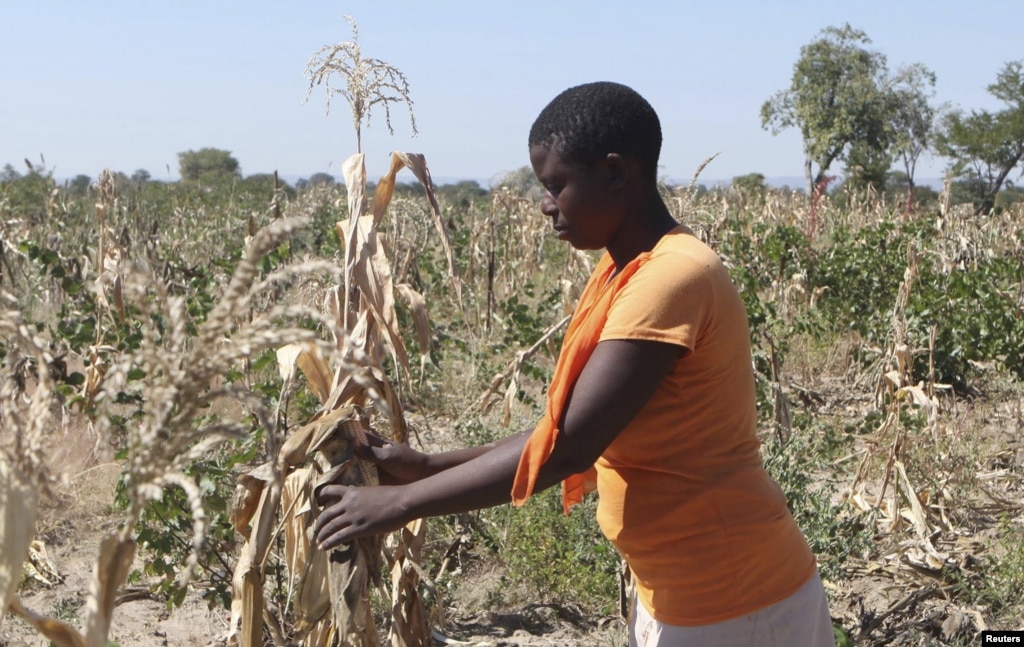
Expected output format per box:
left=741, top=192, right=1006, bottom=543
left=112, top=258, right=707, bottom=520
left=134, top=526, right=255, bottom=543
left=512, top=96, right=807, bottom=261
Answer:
left=604, top=153, right=629, bottom=190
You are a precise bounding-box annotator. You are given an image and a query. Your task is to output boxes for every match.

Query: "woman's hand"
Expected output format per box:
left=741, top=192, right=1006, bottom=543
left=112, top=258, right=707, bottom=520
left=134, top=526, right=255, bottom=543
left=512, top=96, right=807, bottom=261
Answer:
left=314, top=483, right=411, bottom=549
left=353, top=432, right=429, bottom=485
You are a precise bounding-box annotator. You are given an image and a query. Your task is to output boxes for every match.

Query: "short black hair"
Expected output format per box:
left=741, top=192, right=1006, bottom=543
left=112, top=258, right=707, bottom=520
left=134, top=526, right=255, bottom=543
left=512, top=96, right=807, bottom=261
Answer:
left=528, top=81, right=662, bottom=180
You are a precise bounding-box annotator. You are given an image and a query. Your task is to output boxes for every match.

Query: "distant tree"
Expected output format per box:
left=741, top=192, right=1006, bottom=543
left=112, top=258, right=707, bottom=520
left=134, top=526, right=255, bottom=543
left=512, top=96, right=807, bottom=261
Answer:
left=308, top=172, right=337, bottom=186
left=0, top=164, right=56, bottom=224
left=436, top=180, right=487, bottom=210
left=884, top=171, right=938, bottom=207
left=843, top=141, right=892, bottom=195
left=761, top=25, right=899, bottom=198
left=243, top=173, right=295, bottom=201
left=178, top=148, right=241, bottom=184
left=935, top=60, right=1024, bottom=214
left=1, top=164, right=19, bottom=182
left=732, top=172, right=767, bottom=200
left=997, top=184, right=1024, bottom=207
left=131, top=168, right=152, bottom=184
left=888, top=64, right=939, bottom=211
left=495, top=166, right=540, bottom=198
left=68, top=174, right=92, bottom=196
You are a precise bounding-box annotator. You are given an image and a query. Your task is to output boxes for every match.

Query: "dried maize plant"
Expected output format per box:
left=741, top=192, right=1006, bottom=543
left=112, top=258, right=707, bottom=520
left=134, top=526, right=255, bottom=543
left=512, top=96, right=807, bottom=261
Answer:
left=0, top=292, right=63, bottom=639
left=80, top=170, right=128, bottom=413
left=9, top=213, right=357, bottom=647
left=847, top=243, right=948, bottom=567
left=257, top=18, right=461, bottom=646
left=238, top=151, right=458, bottom=647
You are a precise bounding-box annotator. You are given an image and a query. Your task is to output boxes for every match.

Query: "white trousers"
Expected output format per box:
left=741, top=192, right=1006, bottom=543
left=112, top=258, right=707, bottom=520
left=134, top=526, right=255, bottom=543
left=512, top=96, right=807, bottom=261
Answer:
left=628, top=572, right=836, bottom=647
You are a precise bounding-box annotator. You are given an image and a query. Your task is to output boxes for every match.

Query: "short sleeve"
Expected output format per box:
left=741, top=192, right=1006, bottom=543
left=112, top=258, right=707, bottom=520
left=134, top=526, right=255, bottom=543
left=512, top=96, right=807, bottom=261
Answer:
left=599, top=251, right=714, bottom=351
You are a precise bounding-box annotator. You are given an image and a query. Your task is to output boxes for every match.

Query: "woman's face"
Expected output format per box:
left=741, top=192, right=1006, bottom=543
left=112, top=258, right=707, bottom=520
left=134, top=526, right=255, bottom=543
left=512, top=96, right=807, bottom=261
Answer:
left=529, top=144, right=625, bottom=251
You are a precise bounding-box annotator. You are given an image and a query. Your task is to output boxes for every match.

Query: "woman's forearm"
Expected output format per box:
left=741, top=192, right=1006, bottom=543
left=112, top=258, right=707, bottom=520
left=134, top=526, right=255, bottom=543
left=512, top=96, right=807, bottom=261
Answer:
left=399, top=430, right=574, bottom=520
left=418, top=429, right=530, bottom=477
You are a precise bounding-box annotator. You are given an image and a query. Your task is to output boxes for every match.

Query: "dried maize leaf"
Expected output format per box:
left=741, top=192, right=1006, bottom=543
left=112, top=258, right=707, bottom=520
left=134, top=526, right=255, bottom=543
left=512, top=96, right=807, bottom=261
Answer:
left=335, top=212, right=411, bottom=378
left=226, top=536, right=256, bottom=645
left=281, top=469, right=332, bottom=638
left=111, top=273, right=124, bottom=323
left=323, top=371, right=371, bottom=416
left=0, top=458, right=38, bottom=619
left=304, top=617, right=334, bottom=647
left=339, top=154, right=368, bottom=335
left=281, top=420, right=323, bottom=468
left=83, top=533, right=135, bottom=647
left=309, top=421, right=382, bottom=647
left=230, top=474, right=283, bottom=647
left=277, top=342, right=334, bottom=405
left=296, top=346, right=334, bottom=404
left=390, top=152, right=462, bottom=308
left=229, top=463, right=274, bottom=537
left=8, top=598, right=86, bottom=647
left=23, top=539, right=62, bottom=587
left=281, top=403, right=356, bottom=467
left=395, top=283, right=431, bottom=358
left=388, top=519, right=431, bottom=647
left=895, top=461, right=930, bottom=540
left=323, top=464, right=380, bottom=642
left=277, top=343, right=304, bottom=383
left=370, top=152, right=405, bottom=225
left=81, top=349, right=108, bottom=410
left=374, top=374, right=407, bottom=444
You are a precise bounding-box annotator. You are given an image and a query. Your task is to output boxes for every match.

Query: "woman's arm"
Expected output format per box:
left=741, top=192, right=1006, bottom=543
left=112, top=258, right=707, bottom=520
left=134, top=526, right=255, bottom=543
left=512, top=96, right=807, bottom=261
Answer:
left=314, top=338, right=683, bottom=549
left=361, top=429, right=531, bottom=484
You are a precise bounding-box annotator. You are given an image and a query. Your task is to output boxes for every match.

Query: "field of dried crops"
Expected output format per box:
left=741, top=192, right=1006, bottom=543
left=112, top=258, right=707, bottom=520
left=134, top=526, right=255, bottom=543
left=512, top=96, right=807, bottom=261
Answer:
left=2, top=166, right=1023, bottom=646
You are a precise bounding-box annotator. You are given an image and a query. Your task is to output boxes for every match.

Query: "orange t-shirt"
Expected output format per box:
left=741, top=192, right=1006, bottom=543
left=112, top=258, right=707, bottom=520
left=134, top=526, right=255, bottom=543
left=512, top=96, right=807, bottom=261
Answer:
left=594, top=226, right=816, bottom=625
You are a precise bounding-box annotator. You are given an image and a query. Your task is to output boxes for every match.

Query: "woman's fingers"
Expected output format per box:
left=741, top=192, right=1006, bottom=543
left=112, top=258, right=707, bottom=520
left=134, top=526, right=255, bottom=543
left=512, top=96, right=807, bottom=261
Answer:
left=312, top=483, right=409, bottom=549
left=315, top=508, right=353, bottom=549
left=313, top=485, right=351, bottom=548
left=314, top=483, right=347, bottom=507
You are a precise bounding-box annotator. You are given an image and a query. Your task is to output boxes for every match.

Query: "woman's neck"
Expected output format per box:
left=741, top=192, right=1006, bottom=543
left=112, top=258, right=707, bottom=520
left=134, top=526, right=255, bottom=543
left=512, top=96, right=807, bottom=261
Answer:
left=606, top=194, right=679, bottom=270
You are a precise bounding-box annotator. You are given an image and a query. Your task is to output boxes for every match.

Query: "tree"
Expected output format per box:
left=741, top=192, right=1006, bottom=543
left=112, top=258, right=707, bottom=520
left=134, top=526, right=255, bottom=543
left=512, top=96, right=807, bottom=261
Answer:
left=68, top=174, right=92, bottom=196
left=242, top=173, right=295, bottom=201
left=436, top=180, right=487, bottom=210
left=177, top=148, right=241, bottom=184
left=1, top=164, right=19, bottom=182
left=935, top=60, right=1024, bottom=214
left=732, top=173, right=767, bottom=201
left=761, top=25, right=896, bottom=198
left=308, top=172, right=337, bottom=186
left=888, top=64, right=938, bottom=210
left=131, top=168, right=152, bottom=184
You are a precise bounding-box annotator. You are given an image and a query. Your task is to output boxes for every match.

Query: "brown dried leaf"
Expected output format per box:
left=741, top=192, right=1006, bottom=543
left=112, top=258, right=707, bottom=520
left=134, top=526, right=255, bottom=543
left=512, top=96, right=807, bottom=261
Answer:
left=335, top=212, right=411, bottom=377
left=230, top=475, right=282, bottom=647
left=8, top=598, right=86, bottom=647
left=387, top=518, right=432, bottom=647
left=395, top=283, right=431, bottom=358
left=391, top=152, right=463, bottom=307
left=895, top=461, right=930, bottom=540
left=281, top=469, right=333, bottom=638
left=83, top=534, right=136, bottom=647
left=229, top=463, right=275, bottom=536
left=277, top=342, right=334, bottom=404
left=0, top=459, right=39, bottom=619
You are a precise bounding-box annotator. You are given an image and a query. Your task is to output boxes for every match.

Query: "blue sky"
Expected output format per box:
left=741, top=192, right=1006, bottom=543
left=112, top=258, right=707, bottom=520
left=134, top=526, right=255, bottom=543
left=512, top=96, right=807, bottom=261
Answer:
left=2, top=1, right=1021, bottom=185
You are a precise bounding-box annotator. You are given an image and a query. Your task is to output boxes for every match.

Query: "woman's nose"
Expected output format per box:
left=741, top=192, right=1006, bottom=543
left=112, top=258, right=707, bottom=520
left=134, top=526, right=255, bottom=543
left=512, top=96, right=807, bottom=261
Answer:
left=541, top=194, right=558, bottom=217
